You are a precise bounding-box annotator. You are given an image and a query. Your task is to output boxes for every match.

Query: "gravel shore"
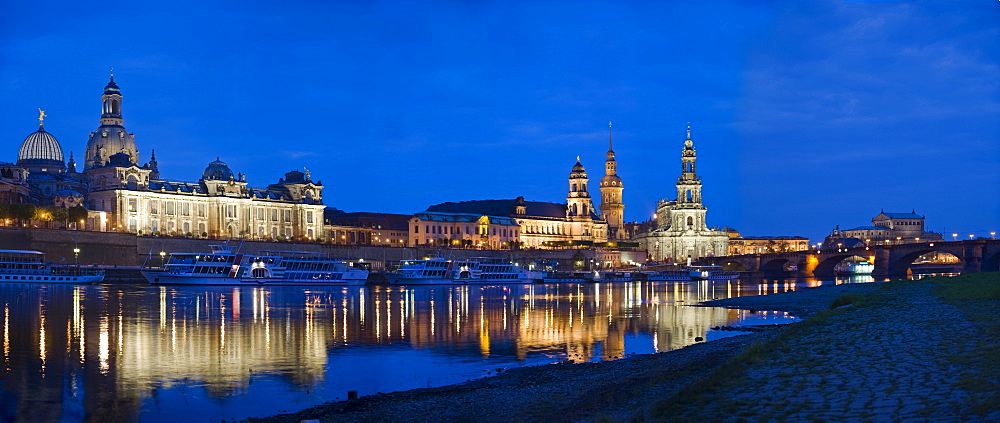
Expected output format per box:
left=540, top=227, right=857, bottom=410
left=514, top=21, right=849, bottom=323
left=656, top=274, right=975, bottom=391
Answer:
left=248, top=279, right=998, bottom=422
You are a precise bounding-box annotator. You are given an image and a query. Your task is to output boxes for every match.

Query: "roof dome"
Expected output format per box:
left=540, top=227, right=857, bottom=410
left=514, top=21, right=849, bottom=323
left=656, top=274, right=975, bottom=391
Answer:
left=202, top=158, right=234, bottom=180
left=18, top=126, right=64, bottom=168
left=569, top=159, right=587, bottom=179
left=104, top=77, right=121, bottom=94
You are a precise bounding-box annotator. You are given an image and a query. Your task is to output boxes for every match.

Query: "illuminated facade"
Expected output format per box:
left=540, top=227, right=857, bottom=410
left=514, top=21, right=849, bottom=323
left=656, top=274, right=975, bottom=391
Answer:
left=423, top=159, right=609, bottom=249
left=825, top=210, right=943, bottom=247
left=726, top=229, right=810, bottom=255
left=638, top=126, right=728, bottom=262
left=598, top=123, right=625, bottom=240
left=79, top=78, right=324, bottom=239
left=408, top=212, right=520, bottom=249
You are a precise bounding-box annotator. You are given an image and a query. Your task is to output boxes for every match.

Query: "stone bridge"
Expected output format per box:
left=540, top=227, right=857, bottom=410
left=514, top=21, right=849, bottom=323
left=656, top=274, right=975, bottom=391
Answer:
left=699, top=240, right=1000, bottom=278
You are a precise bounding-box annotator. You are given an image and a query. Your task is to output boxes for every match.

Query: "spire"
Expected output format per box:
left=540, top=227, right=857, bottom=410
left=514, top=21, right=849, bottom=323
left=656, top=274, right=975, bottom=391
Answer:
left=67, top=151, right=76, bottom=173
left=608, top=120, right=614, bottom=152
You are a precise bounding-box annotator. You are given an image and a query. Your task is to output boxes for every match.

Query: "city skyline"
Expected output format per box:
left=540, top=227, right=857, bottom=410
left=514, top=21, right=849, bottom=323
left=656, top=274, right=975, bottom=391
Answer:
left=2, top=1, right=997, bottom=243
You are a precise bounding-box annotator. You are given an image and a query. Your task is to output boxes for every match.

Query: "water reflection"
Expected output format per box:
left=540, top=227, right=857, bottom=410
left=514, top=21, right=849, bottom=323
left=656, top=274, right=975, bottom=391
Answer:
left=0, top=279, right=815, bottom=421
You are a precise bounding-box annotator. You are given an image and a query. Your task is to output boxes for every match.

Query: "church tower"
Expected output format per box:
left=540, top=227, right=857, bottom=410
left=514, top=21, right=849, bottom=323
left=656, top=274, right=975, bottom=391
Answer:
left=85, top=74, right=139, bottom=170
left=599, top=121, right=625, bottom=240
left=566, top=157, right=593, bottom=220
left=670, top=125, right=708, bottom=230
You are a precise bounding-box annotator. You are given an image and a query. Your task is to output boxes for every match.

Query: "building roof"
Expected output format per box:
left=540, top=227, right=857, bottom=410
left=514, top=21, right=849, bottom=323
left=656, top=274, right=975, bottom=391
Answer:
left=428, top=199, right=581, bottom=220
left=413, top=212, right=520, bottom=226
left=845, top=226, right=890, bottom=231
left=877, top=211, right=923, bottom=219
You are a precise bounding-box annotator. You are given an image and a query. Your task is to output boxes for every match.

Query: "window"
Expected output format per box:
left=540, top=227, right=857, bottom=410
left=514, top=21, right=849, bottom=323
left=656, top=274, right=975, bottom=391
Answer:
left=128, top=199, right=137, bottom=212
left=270, top=209, right=278, bottom=221
left=198, top=204, right=206, bottom=217
left=307, top=211, right=313, bottom=224
left=150, top=200, right=159, bottom=214
left=165, top=202, right=175, bottom=215
left=283, top=209, right=291, bottom=222
left=181, top=203, right=190, bottom=216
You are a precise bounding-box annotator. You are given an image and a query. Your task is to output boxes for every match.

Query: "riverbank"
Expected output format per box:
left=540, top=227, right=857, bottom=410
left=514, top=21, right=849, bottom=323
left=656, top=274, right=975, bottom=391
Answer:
left=250, top=276, right=999, bottom=422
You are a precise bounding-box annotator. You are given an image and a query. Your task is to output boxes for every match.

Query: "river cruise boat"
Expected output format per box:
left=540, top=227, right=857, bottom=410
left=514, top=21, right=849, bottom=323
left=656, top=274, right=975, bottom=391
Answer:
left=597, top=271, right=645, bottom=282
left=541, top=271, right=600, bottom=283
left=143, top=245, right=369, bottom=285
left=646, top=270, right=691, bottom=281
left=0, top=250, right=104, bottom=284
left=688, top=265, right=739, bottom=281
left=388, top=256, right=532, bottom=285
left=835, top=261, right=875, bottom=276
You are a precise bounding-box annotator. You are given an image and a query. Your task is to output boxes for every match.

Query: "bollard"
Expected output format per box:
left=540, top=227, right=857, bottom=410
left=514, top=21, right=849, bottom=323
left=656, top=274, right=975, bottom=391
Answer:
left=347, top=390, right=358, bottom=400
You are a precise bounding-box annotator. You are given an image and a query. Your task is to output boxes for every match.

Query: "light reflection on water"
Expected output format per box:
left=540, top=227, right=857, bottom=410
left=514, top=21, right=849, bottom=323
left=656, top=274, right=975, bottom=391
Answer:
left=0, top=278, right=858, bottom=421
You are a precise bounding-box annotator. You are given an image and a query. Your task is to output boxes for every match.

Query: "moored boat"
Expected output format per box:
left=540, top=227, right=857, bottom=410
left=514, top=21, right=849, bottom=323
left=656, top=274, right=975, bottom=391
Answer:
left=143, top=245, right=369, bottom=285
left=835, top=261, right=874, bottom=276
left=645, top=270, right=690, bottom=281
left=688, top=265, right=739, bottom=281
left=388, top=256, right=533, bottom=285
left=0, top=249, right=104, bottom=284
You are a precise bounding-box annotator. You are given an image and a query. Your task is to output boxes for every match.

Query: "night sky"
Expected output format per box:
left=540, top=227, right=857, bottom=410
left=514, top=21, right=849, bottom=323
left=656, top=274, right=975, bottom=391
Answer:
left=2, top=0, right=997, bottom=243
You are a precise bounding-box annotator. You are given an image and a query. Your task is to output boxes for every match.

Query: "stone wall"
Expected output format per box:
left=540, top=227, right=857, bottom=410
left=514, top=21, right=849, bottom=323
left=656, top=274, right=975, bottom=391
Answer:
left=0, top=228, right=617, bottom=270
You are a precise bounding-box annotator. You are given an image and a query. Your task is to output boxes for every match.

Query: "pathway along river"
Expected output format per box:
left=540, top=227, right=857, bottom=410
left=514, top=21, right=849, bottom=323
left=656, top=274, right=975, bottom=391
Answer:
left=0, top=277, right=872, bottom=421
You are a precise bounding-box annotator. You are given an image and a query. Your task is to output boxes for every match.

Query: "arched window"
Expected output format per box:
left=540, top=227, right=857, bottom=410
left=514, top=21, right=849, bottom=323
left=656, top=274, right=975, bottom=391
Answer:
left=111, top=99, right=121, bottom=115
left=687, top=216, right=694, bottom=226
left=687, top=190, right=693, bottom=202
left=126, top=175, right=138, bottom=190
left=571, top=183, right=577, bottom=192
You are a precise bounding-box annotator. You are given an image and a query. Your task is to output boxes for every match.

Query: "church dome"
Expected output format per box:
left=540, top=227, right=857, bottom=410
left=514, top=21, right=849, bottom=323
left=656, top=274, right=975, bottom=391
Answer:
left=202, top=158, right=234, bottom=180
left=569, top=159, right=587, bottom=179
left=18, top=126, right=65, bottom=169
left=104, top=78, right=121, bottom=94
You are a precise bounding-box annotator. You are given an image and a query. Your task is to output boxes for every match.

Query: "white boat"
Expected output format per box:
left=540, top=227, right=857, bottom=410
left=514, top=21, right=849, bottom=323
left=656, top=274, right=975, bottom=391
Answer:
left=143, top=245, right=369, bottom=285
left=0, top=250, right=104, bottom=284
left=688, top=265, right=739, bottom=281
left=646, top=270, right=690, bottom=281
left=388, top=256, right=532, bottom=285
left=542, top=271, right=599, bottom=283
left=835, top=261, right=874, bottom=276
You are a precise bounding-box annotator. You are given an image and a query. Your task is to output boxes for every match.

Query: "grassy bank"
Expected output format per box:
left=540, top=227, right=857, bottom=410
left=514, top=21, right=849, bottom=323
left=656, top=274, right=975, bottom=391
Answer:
left=653, top=273, right=1000, bottom=421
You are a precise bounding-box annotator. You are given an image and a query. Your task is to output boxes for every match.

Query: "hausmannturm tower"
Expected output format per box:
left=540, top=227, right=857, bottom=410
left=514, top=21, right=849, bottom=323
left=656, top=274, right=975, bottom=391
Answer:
left=599, top=122, right=625, bottom=240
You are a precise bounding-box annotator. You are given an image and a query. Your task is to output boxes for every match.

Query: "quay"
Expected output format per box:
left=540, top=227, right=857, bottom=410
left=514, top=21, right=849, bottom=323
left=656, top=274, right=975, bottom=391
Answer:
left=249, top=272, right=1000, bottom=422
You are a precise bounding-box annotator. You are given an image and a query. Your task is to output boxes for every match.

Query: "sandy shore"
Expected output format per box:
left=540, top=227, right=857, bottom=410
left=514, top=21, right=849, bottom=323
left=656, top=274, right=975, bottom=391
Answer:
left=248, top=283, right=883, bottom=422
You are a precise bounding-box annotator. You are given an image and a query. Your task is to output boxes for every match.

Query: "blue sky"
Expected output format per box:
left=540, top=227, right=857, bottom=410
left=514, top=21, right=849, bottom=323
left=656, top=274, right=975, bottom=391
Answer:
left=2, top=0, right=997, bottom=242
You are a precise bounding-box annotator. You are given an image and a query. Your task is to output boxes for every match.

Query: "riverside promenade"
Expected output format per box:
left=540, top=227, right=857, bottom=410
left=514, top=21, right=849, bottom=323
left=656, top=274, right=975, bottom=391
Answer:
left=250, top=274, right=999, bottom=422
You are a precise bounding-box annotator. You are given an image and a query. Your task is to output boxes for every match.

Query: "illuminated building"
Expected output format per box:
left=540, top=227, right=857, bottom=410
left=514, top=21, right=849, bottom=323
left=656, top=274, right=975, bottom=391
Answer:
left=12, top=110, right=89, bottom=205
left=636, top=126, right=728, bottom=262
left=598, top=122, right=625, bottom=240
left=408, top=212, right=520, bottom=249
left=78, top=77, right=325, bottom=239
left=824, top=210, right=944, bottom=247
left=726, top=229, right=810, bottom=255
left=324, top=210, right=411, bottom=246
left=423, top=159, right=609, bottom=249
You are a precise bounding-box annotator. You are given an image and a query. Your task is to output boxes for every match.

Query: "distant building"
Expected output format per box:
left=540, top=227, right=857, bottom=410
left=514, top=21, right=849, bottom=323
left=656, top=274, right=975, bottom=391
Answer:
left=409, top=212, right=520, bottom=249
left=636, top=126, right=728, bottom=262
left=324, top=210, right=411, bottom=246
left=424, top=159, right=609, bottom=249
left=824, top=210, right=943, bottom=247
left=726, top=229, right=810, bottom=255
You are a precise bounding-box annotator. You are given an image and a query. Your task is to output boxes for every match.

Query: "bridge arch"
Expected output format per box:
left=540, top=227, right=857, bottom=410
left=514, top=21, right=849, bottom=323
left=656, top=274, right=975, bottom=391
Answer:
left=813, top=253, right=863, bottom=279
left=888, top=247, right=963, bottom=277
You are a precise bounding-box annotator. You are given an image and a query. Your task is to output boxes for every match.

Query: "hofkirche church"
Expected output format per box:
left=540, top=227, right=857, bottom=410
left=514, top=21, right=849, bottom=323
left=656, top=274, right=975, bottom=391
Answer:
left=5, top=77, right=325, bottom=239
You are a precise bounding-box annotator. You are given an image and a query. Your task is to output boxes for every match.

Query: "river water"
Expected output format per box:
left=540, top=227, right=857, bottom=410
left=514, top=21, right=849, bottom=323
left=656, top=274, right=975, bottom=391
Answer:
left=0, top=278, right=865, bottom=421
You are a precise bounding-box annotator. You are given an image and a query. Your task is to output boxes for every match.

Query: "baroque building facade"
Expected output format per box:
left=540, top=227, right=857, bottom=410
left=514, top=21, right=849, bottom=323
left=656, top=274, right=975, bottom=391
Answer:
left=824, top=210, right=943, bottom=247
left=638, top=126, right=728, bottom=262
left=7, top=76, right=325, bottom=239
left=423, top=159, right=609, bottom=249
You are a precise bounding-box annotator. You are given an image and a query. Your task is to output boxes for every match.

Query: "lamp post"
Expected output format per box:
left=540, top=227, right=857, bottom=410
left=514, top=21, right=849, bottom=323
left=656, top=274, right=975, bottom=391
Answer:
left=159, top=251, right=166, bottom=268
left=969, top=234, right=974, bottom=241
left=992, top=231, right=996, bottom=239
left=73, top=248, right=80, bottom=265
left=952, top=233, right=958, bottom=241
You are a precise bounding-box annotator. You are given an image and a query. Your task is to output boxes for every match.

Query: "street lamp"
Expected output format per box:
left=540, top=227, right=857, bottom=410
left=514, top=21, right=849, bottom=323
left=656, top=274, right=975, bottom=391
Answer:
left=952, top=233, right=958, bottom=241
left=992, top=231, right=996, bottom=239
left=969, top=234, right=974, bottom=240
left=73, top=248, right=80, bottom=265
left=160, top=251, right=166, bottom=268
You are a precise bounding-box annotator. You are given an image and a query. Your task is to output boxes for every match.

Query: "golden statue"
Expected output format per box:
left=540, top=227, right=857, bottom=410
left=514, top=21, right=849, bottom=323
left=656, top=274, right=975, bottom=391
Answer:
left=37, top=108, right=46, bottom=125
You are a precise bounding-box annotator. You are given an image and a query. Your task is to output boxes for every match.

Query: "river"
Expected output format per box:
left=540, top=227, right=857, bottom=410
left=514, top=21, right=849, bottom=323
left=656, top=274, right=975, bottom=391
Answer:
left=0, top=278, right=868, bottom=421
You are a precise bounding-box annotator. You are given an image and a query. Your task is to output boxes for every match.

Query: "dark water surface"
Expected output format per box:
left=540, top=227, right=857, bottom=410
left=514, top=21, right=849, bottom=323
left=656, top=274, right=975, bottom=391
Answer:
left=0, top=278, right=853, bottom=421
